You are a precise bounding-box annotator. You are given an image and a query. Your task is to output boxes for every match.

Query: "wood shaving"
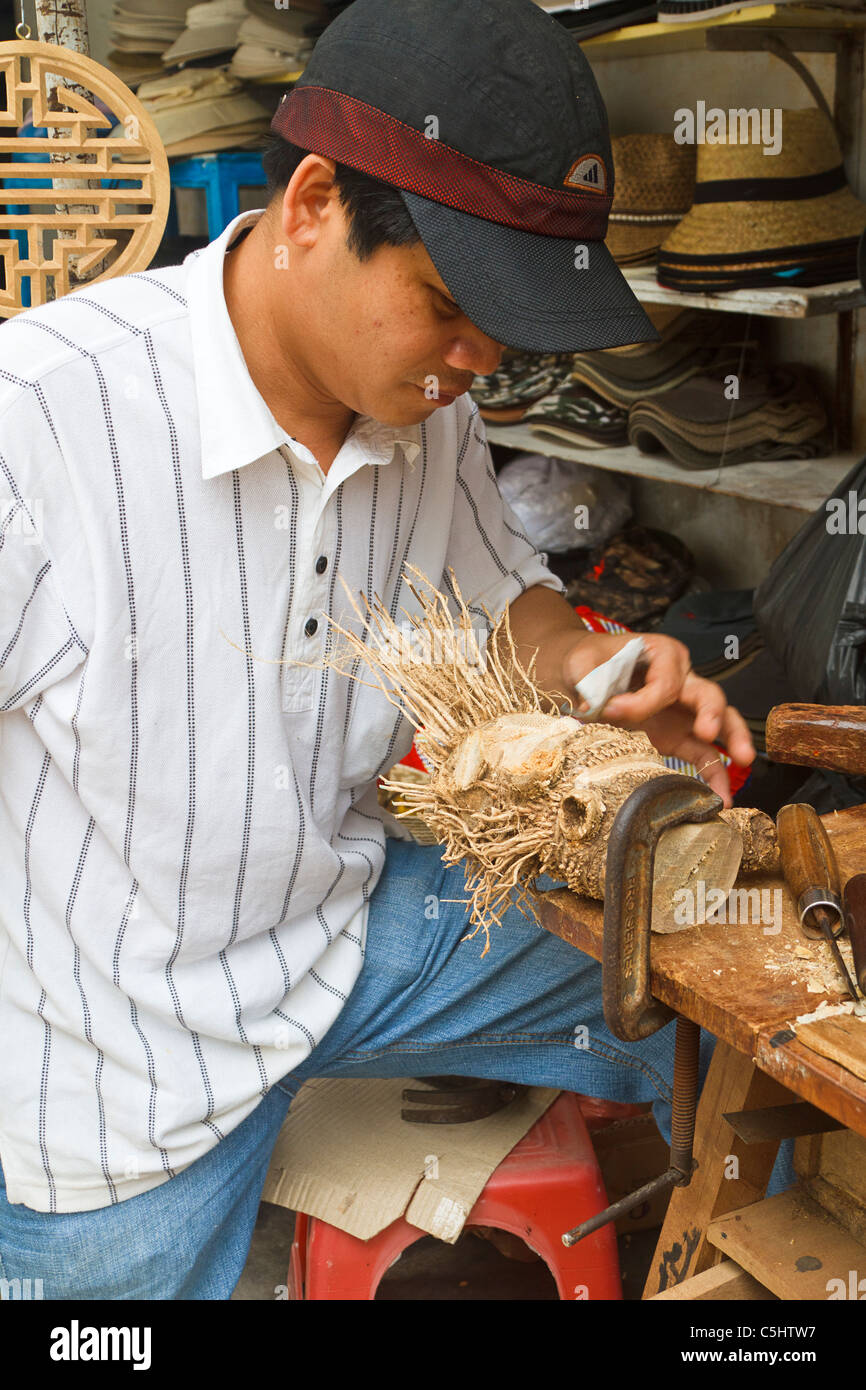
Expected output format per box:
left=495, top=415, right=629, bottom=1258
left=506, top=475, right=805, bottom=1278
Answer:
left=792, top=1001, right=854, bottom=1026
left=786, top=936, right=857, bottom=998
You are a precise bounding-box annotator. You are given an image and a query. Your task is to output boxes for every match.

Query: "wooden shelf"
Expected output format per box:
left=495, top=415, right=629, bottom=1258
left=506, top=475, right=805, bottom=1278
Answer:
left=581, top=3, right=866, bottom=60
left=484, top=420, right=858, bottom=511
left=623, top=266, right=866, bottom=318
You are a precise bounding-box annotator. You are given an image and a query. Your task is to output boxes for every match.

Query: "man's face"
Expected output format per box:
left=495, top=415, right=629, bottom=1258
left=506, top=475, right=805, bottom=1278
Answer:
left=269, top=156, right=506, bottom=428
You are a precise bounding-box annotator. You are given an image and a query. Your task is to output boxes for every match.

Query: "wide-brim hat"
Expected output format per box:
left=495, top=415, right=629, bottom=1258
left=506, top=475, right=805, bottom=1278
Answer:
left=658, top=107, right=866, bottom=290
left=605, top=133, right=695, bottom=264
left=269, top=0, right=659, bottom=353
left=161, top=0, right=247, bottom=64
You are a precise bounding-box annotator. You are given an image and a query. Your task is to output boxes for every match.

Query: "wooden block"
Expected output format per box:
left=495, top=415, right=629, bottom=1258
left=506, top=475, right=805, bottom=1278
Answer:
left=707, top=1189, right=866, bottom=1300
left=650, top=1259, right=777, bottom=1301
left=797, top=1015, right=866, bottom=1083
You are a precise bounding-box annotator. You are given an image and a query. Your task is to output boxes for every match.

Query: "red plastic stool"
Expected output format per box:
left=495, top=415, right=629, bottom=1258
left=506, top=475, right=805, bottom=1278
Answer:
left=286, top=1091, right=624, bottom=1300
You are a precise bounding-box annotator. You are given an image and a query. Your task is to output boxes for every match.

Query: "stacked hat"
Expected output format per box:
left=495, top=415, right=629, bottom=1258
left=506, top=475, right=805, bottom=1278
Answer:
left=230, top=5, right=314, bottom=81
left=659, top=0, right=805, bottom=20
left=161, top=0, right=248, bottom=66
left=119, top=65, right=272, bottom=155
left=105, top=51, right=167, bottom=87
left=107, top=0, right=190, bottom=85
left=627, top=364, right=830, bottom=468
left=469, top=307, right=746, bottom=428
left=569, top=306, right=748, bottom=406
left=470, top=350, right=575, bottom=422
left=605, top=133, right=695, bottom=266
left=469, top=354, right=631, bottom=446
left=658, top=107, right=866, bottom=293
left=520, top=384, right=629, bottom=448
left=537, top=0, right=659, bottom=40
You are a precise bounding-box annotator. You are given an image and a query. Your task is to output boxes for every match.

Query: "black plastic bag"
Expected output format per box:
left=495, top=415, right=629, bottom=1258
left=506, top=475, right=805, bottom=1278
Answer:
left=753, top=456, right=866, bottom=703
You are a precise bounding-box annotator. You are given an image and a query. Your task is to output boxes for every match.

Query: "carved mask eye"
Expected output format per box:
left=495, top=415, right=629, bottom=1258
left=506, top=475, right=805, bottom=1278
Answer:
left=557, top=793, right=604, bottom=842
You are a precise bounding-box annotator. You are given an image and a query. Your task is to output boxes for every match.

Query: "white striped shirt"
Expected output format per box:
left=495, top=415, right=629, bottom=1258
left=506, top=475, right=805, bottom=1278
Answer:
left=0, top=208, right=565, bottom=1213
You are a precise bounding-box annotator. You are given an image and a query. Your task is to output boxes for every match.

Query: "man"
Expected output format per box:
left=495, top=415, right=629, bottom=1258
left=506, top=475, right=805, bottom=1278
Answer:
left=0, top=0, right=754, bottom=1298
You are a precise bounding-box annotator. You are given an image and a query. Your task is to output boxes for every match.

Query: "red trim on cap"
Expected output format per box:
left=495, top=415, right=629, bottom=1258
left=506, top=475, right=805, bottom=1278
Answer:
left=271, top=85, right=611, bottom=239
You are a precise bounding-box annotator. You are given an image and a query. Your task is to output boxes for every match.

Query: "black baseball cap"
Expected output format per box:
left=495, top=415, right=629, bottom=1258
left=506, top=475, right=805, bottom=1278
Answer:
left=270, top=0, right=659, bottom=353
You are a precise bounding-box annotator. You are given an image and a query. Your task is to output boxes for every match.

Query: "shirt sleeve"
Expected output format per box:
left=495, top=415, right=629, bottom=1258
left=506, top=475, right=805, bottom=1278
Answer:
left=442, top=398, right=567, bottom=631
left=0, top=393, right=89, bottom=713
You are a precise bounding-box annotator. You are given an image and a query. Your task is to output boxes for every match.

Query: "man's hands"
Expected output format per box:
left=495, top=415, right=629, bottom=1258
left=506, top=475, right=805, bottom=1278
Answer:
left=499, top=586, right=754, bottom=810
left=561, top=630, right=754, bottom=807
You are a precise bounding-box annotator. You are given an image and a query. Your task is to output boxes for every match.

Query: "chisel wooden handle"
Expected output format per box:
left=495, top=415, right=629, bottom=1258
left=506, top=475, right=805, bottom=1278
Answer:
left=843, top=874, right=866, bottom=994
left=776, top=803, right=844, bottom=941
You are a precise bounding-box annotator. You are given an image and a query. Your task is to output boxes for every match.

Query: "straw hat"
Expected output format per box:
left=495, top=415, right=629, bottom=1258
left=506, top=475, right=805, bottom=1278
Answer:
left=658, top=107, right=866, bottom=291
left=605, top=133, right=695, bottom=266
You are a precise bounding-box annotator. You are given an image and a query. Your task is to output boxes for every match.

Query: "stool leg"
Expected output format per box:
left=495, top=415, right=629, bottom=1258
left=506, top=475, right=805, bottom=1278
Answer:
left=286, top=1211, right=309, bottom=1300
left=305, top=1217, right=427, bottom=1300
left=466, top=1205, right=622, bottom=1300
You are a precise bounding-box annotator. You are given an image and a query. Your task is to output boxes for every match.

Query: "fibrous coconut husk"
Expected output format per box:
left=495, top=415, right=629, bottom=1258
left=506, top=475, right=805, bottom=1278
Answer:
left=308, top=564, right=777, bottom=955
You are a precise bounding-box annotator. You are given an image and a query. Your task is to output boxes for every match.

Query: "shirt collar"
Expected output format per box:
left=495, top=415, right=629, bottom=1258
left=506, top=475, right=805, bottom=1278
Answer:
left=184, top=209, right=422, bottom=481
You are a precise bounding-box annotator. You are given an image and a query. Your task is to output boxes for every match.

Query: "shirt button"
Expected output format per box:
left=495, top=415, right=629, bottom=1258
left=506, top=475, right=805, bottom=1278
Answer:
left=304, top=617, right=318, bottom=636
left=315, top=555, right=327, bottom=574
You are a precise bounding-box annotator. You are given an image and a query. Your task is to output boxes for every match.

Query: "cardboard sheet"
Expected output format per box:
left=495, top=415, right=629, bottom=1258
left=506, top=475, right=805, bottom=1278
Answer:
left=262, top=1077, right=559, bottom=1243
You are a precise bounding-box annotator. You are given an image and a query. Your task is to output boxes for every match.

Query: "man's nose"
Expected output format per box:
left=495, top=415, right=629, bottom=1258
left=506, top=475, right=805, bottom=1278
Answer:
left=443, top=326, right=505, bottom=380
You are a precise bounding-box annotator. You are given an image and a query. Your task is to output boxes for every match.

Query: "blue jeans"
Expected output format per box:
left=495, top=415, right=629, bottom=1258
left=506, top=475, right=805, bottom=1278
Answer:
left=0, top=838, right=791, bottom=1299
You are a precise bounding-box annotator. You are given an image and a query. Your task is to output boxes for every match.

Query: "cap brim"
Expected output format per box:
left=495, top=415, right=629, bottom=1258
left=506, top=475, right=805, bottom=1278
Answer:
left=400, top=189, right=660, bottom=353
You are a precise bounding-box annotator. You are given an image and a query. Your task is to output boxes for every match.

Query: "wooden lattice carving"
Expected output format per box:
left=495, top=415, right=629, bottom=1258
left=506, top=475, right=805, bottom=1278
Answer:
left=0, top=40, right=170, bottom=317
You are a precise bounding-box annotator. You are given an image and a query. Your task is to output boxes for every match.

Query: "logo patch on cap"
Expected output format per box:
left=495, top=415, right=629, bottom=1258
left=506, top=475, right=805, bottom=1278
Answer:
left=563, top=154, right=607, bottom=194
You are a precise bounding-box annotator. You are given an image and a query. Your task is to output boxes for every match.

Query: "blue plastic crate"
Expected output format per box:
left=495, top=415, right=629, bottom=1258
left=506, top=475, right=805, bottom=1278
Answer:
left=166, top=151, right=267, bottom=241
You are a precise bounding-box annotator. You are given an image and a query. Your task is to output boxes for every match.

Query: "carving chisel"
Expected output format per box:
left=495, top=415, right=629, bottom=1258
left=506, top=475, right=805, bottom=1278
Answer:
left=776, top=803, right=861, bottom=1005
left=843, top=873, right=866, bottom=997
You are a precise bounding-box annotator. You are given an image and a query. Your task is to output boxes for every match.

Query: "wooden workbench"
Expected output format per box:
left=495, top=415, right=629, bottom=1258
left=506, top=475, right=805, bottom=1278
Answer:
left=531, top=803, right=866, bottom=1297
